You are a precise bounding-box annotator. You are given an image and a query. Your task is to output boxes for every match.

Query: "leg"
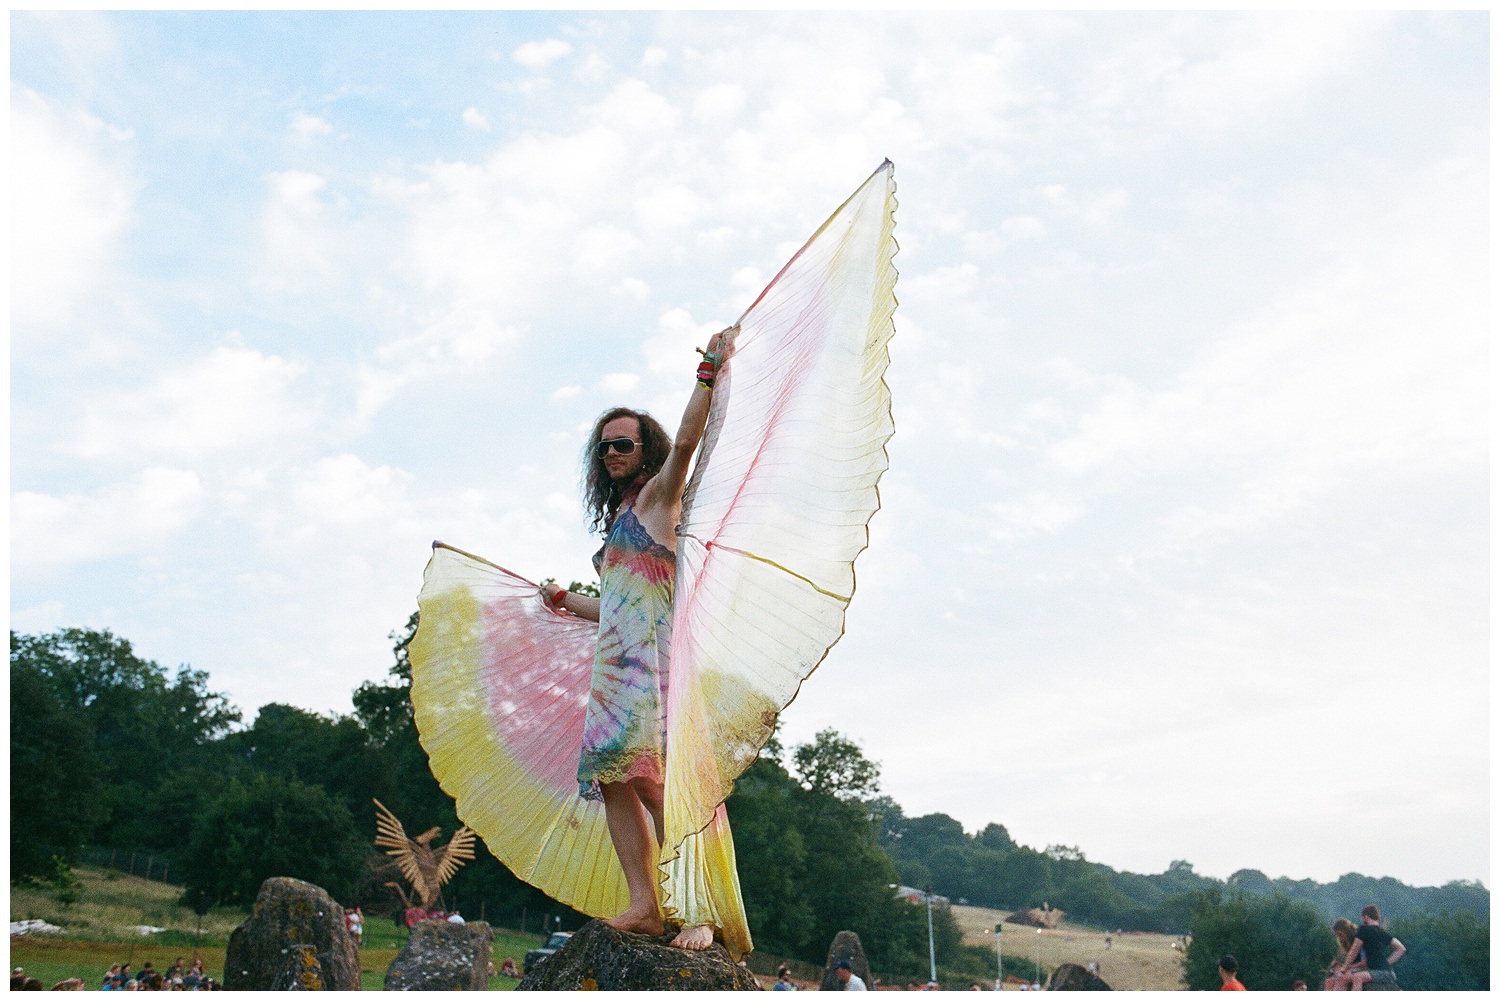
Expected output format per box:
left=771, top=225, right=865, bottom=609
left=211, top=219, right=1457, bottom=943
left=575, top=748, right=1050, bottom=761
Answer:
left=629, top=776, right=665, bottom=849
left=628, top=777, right=715, bottom=951
left=600, top=782, right=665, bottom=936
left=1350, top=972, right=1370, bottom=992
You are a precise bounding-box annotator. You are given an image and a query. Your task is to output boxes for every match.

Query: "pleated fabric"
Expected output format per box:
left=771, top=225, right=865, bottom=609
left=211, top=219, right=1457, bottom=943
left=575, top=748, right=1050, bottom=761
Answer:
left=408, top=160, right=897, bottom=961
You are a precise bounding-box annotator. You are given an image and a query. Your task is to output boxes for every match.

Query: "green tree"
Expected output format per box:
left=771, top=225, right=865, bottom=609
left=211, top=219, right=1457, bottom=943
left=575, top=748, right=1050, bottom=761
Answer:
left=182, top=774, right=368, bottom=905
left=9, top=659, right=99, bottom=879
left=11, top=628, right=239, bottom=853
left=1185, top=890, right=1334, bottom=991
left=725, top=755, right=817, bottom=956
left=1387, top=910, right=1489, bottom=990
left=793, top=728, right=881, bottom=800
left=224, top=703, right=398, bottom=833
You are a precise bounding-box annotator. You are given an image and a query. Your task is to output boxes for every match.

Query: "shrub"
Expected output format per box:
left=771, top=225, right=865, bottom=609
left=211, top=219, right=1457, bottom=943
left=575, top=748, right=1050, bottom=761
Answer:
left=1387, top=910, right=1489, bottom=990
left=1185, top=889, right=1334, bottom=991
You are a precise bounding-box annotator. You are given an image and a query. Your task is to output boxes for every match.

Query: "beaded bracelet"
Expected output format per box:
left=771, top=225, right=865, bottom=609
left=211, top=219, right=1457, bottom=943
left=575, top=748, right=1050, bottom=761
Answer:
left=696, top=350, right=720, bottom=389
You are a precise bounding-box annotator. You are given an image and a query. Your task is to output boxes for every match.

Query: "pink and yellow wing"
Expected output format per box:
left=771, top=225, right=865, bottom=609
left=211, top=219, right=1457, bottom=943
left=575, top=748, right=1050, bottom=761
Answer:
left=407, top=544, right=630, bottom=919
left=662, top=161, right=898, bottom=941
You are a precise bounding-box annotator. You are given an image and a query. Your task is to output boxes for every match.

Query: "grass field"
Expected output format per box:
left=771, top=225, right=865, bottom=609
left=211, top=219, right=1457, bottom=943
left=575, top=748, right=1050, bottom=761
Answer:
left=951, top=904, right=1187, bottom=991
left=9, top=867, right=545, bottom=990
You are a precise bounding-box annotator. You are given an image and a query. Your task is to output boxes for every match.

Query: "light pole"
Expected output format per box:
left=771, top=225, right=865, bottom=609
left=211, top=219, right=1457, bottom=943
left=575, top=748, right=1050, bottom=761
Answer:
left=925, top=890, right=937, bottom=987
left=1034, top=927, right=1042, bottom=990
left=994, top=923, right=1003, bottom=991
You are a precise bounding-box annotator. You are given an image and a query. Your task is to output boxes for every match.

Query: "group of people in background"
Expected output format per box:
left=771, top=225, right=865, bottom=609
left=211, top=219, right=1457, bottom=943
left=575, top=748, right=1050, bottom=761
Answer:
left=1325, top=905, right=1406, bottom=991
left=1217, top=904, right=1407, bottom=992
left=9, top=959, right=220, bottom=992
left=101, top=958, right=218, bottom=991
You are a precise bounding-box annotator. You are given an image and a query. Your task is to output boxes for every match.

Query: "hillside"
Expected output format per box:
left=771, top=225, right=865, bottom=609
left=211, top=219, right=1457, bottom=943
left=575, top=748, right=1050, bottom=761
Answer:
left=951, top=904, right=1185, bottom=991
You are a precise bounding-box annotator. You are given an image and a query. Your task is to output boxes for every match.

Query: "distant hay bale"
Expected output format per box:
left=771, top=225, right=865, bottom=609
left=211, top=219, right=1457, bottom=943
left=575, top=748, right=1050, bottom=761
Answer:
left=1004, top=904, right=1064, bottom=929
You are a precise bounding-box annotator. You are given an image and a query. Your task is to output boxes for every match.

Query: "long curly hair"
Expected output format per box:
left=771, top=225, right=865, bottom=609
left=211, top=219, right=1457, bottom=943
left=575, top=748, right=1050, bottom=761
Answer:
left=1333, top=918, right=1358, bottom=950
left=582, top=407, right=672, bottom=535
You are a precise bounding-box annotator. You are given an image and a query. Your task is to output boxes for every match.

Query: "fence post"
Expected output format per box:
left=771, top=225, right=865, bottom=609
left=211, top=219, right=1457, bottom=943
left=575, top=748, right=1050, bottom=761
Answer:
left=129, top=852, right=137, bottom=876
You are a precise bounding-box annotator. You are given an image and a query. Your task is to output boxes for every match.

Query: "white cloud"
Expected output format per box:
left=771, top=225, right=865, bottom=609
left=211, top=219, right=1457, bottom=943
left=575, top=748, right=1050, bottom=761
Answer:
left=597, top=372, right=640, bottom=394
left=73, top=346, right=313, bottom=464
left=611, top=277, right=650, bottom=301
left=592, top=79, right=679, bottom=132
left=290, top=112, right=332, bottom=137
left=550, top=385, right=583, bottom=402
left=691, top=83, right=745, bottom=123
left=10, top=87, right=134, bottom=330
left=643, top=308, right=723, bottom=377
left=461, top=106, right=489, bottom=130
left=640, top=46, right=668, bottom=68
left=13, top=468, right=204, bottom=571
left=1041, top=184, right=1129, bottom=226
left=261, top=169, right=338, bottom=287
left=513, top=38, right=572, bottom=69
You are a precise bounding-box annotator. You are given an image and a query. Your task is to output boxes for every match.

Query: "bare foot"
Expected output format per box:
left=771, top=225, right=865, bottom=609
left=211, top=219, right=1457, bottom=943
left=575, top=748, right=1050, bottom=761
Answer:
left=605, top=906, right=665, bottom=937
left=670, top=925, right=715, bottom=951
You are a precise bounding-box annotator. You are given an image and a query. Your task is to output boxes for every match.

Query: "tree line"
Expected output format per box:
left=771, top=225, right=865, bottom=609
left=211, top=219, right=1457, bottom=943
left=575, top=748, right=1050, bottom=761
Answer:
left=874, top=804, right=1488, bottom=933
left=10, top=624, right=1489, bottom=984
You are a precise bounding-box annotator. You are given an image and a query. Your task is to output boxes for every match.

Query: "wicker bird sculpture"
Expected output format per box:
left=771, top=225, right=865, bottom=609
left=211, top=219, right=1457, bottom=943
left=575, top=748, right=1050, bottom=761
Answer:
left=372, top=798, right=476, bottom=910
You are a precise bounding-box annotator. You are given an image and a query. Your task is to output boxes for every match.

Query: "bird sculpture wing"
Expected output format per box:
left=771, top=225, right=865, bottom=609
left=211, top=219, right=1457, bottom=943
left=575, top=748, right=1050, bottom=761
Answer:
left=435, top=826, right=477, bottom=887
left=372, top=798, right=435, bottom=907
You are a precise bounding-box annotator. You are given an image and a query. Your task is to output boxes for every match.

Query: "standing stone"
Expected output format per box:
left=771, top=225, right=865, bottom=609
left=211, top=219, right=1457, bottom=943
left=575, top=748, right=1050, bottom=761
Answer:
left=1046, top=963, right=1111, bottom=990
left=516, top=919, right=759, bottom=990
left=224, top=877, right=360, bottom=991
left=384, top=920, right=494, bottom=991
left=820, top=930, right=875, bottom=992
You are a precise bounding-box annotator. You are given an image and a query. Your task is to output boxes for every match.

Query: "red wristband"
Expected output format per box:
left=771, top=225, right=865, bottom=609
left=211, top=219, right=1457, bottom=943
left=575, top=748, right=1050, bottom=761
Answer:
left=550, top=589, right=568, bottom=609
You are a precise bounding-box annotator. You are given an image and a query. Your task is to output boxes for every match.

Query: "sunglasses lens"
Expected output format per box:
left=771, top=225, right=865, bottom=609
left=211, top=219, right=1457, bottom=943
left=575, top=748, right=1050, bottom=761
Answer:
left=596, top=438, right=637, bottom=457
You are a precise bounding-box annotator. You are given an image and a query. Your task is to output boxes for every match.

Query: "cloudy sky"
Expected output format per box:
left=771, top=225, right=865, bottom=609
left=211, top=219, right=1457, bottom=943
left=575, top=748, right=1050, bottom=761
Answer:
left=11, top=12, right=1487, bottom=890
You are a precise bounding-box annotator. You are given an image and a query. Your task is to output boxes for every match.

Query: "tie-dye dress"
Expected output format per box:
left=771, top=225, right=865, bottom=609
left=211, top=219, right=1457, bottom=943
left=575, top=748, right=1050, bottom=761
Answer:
left=577, top=503, right=673, bottom=799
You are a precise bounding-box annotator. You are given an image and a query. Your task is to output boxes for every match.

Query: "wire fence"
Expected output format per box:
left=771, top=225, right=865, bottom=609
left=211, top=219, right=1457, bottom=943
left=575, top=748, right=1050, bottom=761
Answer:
left=79, top=845, right=183, bottom=886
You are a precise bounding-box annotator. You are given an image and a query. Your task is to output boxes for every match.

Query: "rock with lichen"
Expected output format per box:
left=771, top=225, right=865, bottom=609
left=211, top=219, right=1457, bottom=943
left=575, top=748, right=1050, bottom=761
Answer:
left=224, top=877, right=359, bottom=991
left=271, top=944, right=324, bottom=990
left=384, top=920, right=493, bottom=990
left=516, top=919, right=759, bottom=991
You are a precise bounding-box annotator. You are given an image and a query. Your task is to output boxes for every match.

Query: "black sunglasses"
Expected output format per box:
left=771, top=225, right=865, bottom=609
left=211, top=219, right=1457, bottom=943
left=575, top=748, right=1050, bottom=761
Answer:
left=596, top=437, right=640, bottom=458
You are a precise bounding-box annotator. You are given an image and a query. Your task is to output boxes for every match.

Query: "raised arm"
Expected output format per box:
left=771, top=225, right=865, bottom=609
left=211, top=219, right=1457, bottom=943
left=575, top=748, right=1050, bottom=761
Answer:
left=639, top=327, right=733, bottom=514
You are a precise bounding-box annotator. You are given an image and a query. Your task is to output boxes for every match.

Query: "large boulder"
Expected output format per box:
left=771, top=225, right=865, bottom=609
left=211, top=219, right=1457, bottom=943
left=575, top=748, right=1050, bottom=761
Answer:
left=384, top=920, right=493, bottom=991
left=819, top=930, right=875, bottom=991
left=224, top=877, right=360, bottom=991
left=516, top=919, right=759, bottom=990
left=1047, top=963, right=1111, bottom=990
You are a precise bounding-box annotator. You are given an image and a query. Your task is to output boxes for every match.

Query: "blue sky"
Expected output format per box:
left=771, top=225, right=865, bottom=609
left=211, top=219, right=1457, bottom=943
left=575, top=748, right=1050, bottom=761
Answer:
left=10, top=11, right=1488, bottom=890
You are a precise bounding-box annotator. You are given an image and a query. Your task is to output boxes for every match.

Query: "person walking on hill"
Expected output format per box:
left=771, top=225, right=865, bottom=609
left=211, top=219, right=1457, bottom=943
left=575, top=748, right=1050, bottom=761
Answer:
left=1218, top=955, right=1246, bottom=991
left=1342, top=905, right=1405, bottom=991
